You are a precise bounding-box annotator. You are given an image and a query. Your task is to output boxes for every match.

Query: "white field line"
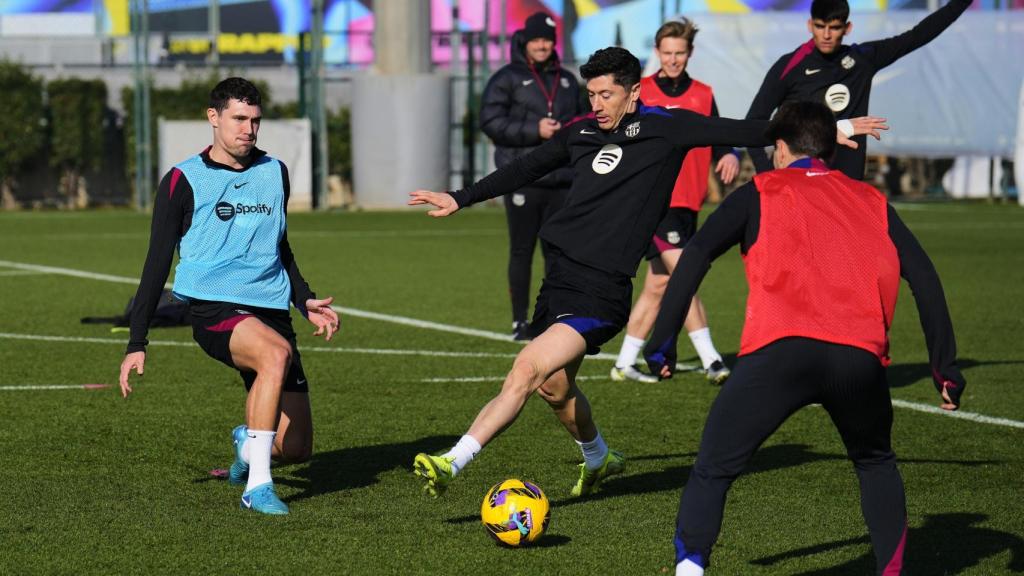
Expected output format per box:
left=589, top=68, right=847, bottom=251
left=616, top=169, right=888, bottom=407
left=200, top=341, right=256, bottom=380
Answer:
left=418, top=375, right=605, bottom=383
left=0, top=332, right=518, bottom=359
left=0, top=260, right=142, bottom=286
left=0, top=270, right=51, bottom=277
left=889, top=399, right=1024, bottom=430
left=0, top=384, right=109, bottom=391
left=0, top=258, right=537, bottom=348
left=2, top=260, right=1020, bottom=430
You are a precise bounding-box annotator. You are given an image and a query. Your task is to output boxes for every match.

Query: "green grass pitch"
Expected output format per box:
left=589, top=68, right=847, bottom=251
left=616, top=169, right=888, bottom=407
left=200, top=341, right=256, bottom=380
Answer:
left=1, top=203, right=1022, bottom=574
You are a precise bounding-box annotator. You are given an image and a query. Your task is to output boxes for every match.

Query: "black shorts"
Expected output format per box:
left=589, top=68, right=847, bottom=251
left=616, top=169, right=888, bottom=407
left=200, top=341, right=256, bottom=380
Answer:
left=189, top=299, right=309, bottom=393
left=645, top=207, right=698, bottom=261
left=529, top=251, right=632, bottom=355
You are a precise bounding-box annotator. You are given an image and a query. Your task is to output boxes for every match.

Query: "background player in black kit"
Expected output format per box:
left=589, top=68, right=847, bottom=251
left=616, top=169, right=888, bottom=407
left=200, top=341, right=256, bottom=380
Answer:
left=406, top=48, right=885, bottom=500
left=479, top=11, right=583, bottom=340
left=644, top=102, right=966, bottom=576
left=745, top=0, right=972, bottom=179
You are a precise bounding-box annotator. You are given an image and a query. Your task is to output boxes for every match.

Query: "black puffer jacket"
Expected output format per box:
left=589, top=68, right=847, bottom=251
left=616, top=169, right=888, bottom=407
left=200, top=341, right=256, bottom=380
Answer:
left=479, top=30, right=582, bottom=188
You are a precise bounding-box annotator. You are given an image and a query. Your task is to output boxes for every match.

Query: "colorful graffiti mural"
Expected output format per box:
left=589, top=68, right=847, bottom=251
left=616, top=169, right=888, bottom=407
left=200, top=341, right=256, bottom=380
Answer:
left=1, top=0, right=1013, bottom=65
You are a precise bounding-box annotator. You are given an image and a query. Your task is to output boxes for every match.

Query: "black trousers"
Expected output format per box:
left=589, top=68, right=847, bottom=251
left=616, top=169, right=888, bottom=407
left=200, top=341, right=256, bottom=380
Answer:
left=676, top=337, right=907, bottom=575
left=504, top=185, right=568, bottom=323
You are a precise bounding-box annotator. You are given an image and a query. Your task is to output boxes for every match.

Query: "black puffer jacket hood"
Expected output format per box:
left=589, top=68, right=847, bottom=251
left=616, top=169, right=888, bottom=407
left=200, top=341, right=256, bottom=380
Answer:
left=479, top=30, right=582, bottom=187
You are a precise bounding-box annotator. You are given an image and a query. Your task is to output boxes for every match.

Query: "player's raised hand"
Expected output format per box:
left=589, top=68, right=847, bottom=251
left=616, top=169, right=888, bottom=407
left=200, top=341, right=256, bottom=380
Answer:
left=119, top=351, right=145, bottom=398
left=837, top=116, right=889, bottom=149
left=715, top=154, right=740, bottom=184
left=305, top=296, right=339, bottom=341
left=408, top=190, right=459, bottom=218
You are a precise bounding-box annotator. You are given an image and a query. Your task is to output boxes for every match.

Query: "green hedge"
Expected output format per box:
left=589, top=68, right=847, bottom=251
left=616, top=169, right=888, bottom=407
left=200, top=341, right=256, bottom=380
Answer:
left=0, top=62, right=45, bottom=187
left=123, top=74, right=352, bottom=197
left=47, top=79, right=107, bottom=193
left=0, top=63, right=353, bottom=207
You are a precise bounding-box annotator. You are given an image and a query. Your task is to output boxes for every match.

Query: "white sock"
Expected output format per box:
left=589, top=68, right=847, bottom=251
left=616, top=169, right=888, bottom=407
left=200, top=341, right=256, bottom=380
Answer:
left=615, top=334, right=646, bottom=369
left=442, top=434, right=482, bottom=475
left=676, top=559, right=705, bottom=576
left=577, top=431, right=609, bottom=470
left=688, top=327, right=722, bottom=370
left=245, top=429, right=276, bottom=492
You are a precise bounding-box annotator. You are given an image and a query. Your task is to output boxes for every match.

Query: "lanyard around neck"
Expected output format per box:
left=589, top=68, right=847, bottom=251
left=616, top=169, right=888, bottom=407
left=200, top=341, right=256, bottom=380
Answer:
left=528, top=63, right=559, bottom=118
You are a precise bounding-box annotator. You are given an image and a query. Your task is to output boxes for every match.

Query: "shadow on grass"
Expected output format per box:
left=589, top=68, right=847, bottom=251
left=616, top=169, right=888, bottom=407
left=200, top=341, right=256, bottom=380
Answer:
left=520, top=534, right=571, bottom=549
left=447, top=444, right=835, bottom=525
left=274, top=434, right=460, bottom=503
left=751, top=512, right=1024, bottom=574
left=887, top=357, right=1024, bottom=389
left=445, top=443, right=1000, bottom=525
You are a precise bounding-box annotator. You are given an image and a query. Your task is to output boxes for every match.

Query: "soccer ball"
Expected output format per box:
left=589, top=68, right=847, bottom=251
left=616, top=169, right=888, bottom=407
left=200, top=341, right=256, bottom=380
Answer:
left=480, top=479, right=550, bottom=546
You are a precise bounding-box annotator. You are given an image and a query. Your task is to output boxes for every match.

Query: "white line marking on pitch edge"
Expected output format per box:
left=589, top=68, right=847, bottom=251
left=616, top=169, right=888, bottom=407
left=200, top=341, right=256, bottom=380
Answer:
left=2, top=260, right=1020, bottom=430
left=418, top=375, right=605, bottom=383
left=0, top=384, right=109, bottom=391
left=0, top=332, right=520, bottom=359
left=0, top=270, right=51, bottom=277
left=889, top=399, right=1024, bottom=430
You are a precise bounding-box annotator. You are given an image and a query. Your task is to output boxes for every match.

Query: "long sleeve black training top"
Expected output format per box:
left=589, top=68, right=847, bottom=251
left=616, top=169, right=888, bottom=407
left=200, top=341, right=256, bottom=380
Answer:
left=745, top=0, right=972, bottom=179
left=643, top=178, right=965, bottom=394
left=450, top=103, right=770, bottom=277
left=651, top=73, right=737, bottom=163
left=126, top=149, right=315, bottom=354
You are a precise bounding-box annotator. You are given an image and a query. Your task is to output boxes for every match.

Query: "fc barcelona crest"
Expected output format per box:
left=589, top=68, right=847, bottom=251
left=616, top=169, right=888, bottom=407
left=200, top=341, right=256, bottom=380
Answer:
left=625, top=122, right=640, bottom=138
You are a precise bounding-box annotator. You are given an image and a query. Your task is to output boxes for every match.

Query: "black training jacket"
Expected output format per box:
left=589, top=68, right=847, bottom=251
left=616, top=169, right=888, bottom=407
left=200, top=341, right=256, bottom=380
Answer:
left=479, top=30, right=583, bottom=188
left=450, top=104, right=769, bottom=277
left=745, top=0, right=971, bottom=179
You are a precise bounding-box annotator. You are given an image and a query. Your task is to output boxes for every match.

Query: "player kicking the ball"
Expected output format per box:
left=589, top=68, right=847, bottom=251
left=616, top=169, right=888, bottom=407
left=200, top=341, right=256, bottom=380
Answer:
left=408, top=47, right=885, bottom=499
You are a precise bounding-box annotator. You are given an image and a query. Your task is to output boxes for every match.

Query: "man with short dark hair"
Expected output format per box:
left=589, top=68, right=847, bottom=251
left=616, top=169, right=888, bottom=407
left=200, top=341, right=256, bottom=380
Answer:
left=118, top=77, right=339, bottom=515
left=745, top=0, right=972, bottom=179
left=479, top=11, right=583, bottom=340
left=644, top=101, right=966, bottom=576
left=407, top=48, right=884, bottom=501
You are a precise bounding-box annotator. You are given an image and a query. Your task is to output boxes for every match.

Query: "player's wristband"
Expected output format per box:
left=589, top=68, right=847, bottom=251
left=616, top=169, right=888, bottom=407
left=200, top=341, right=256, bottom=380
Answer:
left=836, top=119, right=854, bottom=138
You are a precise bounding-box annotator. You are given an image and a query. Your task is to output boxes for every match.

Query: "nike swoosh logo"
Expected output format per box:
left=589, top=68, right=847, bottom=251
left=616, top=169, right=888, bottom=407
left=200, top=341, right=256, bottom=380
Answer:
left=296, top=378, right=307, bottom=386
left=579, top=129, right=596, bottom=134
left=241, top=494, right=252, bottom=508
left=805, top=68, right=821, bottom=75
left=665, top=105, right=680, bottom=109
left=522, top=79, right=533, bottom=86
left=556, top=313, right=573, bottom=319
left=234, top=182, right=248, bottom=189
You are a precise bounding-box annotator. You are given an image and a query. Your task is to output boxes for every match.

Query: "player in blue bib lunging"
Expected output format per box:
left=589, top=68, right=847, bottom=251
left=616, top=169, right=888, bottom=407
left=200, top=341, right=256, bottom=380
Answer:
left=118, top=77, right=339, bottom=515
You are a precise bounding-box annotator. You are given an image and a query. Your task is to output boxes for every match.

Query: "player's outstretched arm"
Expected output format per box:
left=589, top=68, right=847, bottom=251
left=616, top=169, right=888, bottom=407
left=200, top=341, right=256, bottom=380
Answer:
left=837, top=116, right=889, bottom=149
left=305, top=296, right=339, bottom=341
left=408, top=190, right=460, bottom=217
left=887, top=204, right=966, bottom=410
left=119, top=351, right=145, bottom=398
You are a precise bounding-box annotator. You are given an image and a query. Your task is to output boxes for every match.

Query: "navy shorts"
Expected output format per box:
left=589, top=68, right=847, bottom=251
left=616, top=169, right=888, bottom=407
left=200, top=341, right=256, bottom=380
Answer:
left=645, top=207, right=698, bottom=261
left=189, top=299, right=309, bottom=393
left=529, top=251, right=632, bottom=355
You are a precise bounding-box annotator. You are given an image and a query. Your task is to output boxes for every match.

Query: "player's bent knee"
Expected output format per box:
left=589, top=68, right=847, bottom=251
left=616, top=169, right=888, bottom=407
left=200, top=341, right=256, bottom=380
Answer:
left=259, top=342, right=292, bottom=375
left=505, top=358, right=544, bottom=396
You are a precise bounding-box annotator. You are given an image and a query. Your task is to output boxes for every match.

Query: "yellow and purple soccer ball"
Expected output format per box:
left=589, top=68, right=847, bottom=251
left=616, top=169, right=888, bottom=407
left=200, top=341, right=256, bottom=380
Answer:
left=480, top=479, right=550, bottom=546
